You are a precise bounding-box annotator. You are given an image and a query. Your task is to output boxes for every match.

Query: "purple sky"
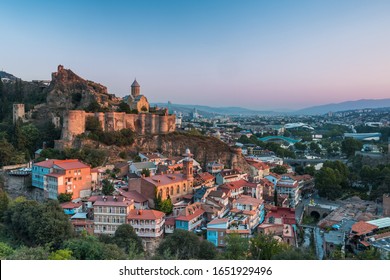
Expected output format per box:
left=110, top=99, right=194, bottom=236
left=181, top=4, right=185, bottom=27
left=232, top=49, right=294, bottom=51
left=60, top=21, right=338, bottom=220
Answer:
left=1, top=0, right=390, bottom=110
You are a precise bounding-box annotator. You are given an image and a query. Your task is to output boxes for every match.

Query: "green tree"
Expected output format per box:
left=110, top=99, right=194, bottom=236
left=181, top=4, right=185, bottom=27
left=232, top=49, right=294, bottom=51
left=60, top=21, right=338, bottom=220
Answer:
left=114, top=224, right=143, bottom=254
left=102, top=179, right=115, bottom=195
left=249, top=233, right=287, bottom=260
left=4, top=200, right=73, bottom=248
left=272, top=165, right=287, bottom=175
left=294, top=142, right=307, bottom=151
left=141, top=168, right=150, bottom=177
left=0, top=242, right=14, bottom=259
left=223, top=233, right=249, bottom=260
left=272, top=247, right=316, bottom=260
left=57, top=193, right=73, bottom=203
left=315, top=167, right=343, bottom=200
left=0, top=189, right=10, bottom=222
left=8, top=246, right=50, bottom=260
left=159, top=198, right=173, bottom=214
left=101, top=243, right=128, bottom=260
left=64, top=236, right=104, bottom=260
left=341, top=138, right=363, bottom=158
left=117, top=102, right=132, bottom=113
left=304, top=165, right=316, bottom=176
left=198, top=240, right=217, bottom=260
left=157, top=229, right=201, bottom=260
left=85, top=116, right=102, bottom=133
left=357, top=248, right=381, bottom=260
left=48, top=249, right=74, bottom=260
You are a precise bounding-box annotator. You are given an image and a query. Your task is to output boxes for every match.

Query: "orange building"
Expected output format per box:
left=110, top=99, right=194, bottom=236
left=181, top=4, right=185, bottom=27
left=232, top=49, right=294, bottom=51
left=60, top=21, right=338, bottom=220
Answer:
left=35, top=159, right=93, bottom=200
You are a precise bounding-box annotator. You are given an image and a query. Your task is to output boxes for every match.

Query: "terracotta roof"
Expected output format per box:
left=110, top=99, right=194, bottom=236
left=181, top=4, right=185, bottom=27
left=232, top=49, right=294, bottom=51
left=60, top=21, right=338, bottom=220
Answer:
left=266, top=207, right=296, bottom=225
left=118, top=190, right=148, bottom=203
left=143, top=173, right=188, bottom=186
left=61, top=202, right=83, bottom=209
left=220, top=179, right=257, bottom=190
left=54, top=160, right=90, bottom=170
left=234, top=195, right=263, bottom=207
left=196, top=172, right=215, bottom=182
left=176, top=203, right=205, bottom=221
left=351, top=221, right=378, bottom=236
left=34, top=159, right=57, bottom=168
left=208, top=218, right=229, bottom=225
left=127, top=209, right=165, bottom=220
left=208, top=190, right=225, bottom=198
left=260, top=178, right=273, bottom=187
left=93, top=196, right=134, bottom=207
left=276, top=181, right=299, bottom=188
left=246, top=159, right=270, bottom=170
left=165, top=217, right=176, bottom=226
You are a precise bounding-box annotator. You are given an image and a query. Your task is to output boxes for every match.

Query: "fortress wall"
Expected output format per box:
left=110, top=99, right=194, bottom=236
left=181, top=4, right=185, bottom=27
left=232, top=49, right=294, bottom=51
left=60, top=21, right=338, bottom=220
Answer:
left=65, top=110, right=86, bottom=141
left=95, top=112, right=105, bottom=131
left=167, top=115, right=176, bottom=133
left=61, top=110, right=175, bottom=144
left=160, top=115, right=168, bottom=134
left=125, top=114, right=136, bottom=131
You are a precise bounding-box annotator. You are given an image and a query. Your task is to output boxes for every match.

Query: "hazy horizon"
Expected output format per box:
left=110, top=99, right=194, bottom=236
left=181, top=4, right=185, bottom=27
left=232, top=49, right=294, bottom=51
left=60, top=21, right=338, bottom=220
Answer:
left=1, top=0, right=390, bottom=110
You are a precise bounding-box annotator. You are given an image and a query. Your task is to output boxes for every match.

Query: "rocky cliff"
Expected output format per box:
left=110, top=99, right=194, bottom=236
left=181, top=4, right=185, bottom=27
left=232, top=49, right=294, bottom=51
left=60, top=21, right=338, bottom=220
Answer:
left=137, top=133, right=251, bottom=172
left=46, top=65, right=117, bottom=111
left=77, top=132, right=251, bottom=173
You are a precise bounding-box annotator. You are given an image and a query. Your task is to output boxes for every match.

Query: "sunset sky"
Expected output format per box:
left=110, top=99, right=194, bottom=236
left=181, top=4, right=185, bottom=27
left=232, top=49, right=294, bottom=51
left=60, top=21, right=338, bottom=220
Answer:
left=1, top=0, right=390, bottom=110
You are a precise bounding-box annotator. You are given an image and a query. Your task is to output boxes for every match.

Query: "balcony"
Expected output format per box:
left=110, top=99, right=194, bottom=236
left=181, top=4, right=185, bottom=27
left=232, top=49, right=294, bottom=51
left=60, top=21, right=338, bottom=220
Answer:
left=136, top=229, right=164, bottom=238
left=129, top=220, right=165, bottom=230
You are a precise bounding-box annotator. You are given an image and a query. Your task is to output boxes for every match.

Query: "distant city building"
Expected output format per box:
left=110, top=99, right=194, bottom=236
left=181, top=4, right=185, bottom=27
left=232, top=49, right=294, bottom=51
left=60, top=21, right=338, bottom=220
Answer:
left=344, top=133, right=381, bottom=141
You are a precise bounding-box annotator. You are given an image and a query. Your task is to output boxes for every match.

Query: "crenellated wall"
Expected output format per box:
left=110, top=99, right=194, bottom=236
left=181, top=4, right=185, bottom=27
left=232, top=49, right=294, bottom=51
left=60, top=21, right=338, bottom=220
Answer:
left=60, top=110, right=176, bottom=142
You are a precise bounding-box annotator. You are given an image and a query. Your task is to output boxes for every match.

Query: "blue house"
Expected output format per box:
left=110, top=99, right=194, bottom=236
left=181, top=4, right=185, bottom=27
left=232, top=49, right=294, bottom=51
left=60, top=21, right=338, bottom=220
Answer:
left=32, top=159, right=56, bottom=190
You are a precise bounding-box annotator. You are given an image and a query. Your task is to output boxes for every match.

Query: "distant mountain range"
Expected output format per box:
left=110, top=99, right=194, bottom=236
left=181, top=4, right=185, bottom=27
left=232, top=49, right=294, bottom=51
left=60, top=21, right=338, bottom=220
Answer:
left=154, top=99, right=390, bottom=116
left=152, top=103, right=277, bottom=116
left=294, top=98, right=390, bottom=115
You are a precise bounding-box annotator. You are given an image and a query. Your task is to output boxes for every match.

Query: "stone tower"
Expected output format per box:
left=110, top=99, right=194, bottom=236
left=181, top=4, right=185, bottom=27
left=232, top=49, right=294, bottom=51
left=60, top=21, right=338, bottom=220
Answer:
left=131, top=79, right=140, bottom=97
left=384, top=194, right=390, bottom=217
left=13, top=104, right=25, bottom=124
left=182, top=148, right=194, bottom=180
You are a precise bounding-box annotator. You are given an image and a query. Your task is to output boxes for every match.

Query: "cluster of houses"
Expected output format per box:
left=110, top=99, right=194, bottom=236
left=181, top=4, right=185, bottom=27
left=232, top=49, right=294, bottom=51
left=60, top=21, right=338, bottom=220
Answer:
left=31, top=148, right=316, bottom=250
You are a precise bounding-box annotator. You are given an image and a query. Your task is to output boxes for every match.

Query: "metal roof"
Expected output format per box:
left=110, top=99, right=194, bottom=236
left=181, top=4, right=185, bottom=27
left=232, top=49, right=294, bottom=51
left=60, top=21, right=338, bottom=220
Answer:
left=367, top=217, right=390, bottom=229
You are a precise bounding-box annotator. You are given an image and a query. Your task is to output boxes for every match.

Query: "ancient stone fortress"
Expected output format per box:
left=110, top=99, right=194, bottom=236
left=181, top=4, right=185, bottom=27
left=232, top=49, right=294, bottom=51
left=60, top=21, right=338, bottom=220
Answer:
left=57, top=80, right=176, bottom=148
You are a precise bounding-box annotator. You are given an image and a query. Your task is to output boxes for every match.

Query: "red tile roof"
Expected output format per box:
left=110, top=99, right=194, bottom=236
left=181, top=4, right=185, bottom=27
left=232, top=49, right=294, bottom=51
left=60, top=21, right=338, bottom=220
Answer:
left=60, top=202, right=83, bottom=209
left=34, top=159, right=57, bottom=168
left=127, top=209, right=165, bottom=220
left=118, top=190, right=148, bottom=203
left=176, top=208, right=205, bottom=221
left=54, top=160, right=90, bottom=170
left=196, top=172, right=215, bottom=182
left=165, top=217, right=176, bottom=226
left=265, top=207, right=296, bottom=225
left=351, top=221, right=378, bottom=236
left=208, top=218, right=229, bottom=226
left=93, top=196, right=134, bottom=207
left=220, top=179, right=257, bottom=190
left=143, top=173, right=188, bottom=186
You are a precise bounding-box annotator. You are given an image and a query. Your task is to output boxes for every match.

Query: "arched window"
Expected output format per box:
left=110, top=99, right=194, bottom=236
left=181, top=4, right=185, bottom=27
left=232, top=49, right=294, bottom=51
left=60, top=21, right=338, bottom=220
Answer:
left=166, top=188, right=169, bottom=197
left=183, top=183, right=186, bottom=192
left=158, top=189, right=162, bottom=198
left=170, top=186, right=173, bottom=195
left=177, top=185, right=180, bottom=194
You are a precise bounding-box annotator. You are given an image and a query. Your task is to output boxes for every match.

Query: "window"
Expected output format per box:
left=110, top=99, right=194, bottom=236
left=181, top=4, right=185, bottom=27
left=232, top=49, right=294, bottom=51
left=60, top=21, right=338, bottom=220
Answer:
left=170, top=186, right=173, bottom=196
left=183, top=183, right=186, bottom=192
left=177, top=185, right=180, bottom=194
